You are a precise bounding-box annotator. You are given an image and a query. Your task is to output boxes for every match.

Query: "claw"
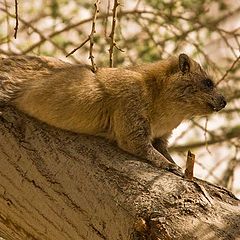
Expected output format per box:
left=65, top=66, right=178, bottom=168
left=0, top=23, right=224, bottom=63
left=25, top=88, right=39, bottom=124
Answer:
left=164, top=164, right=183, bottom=177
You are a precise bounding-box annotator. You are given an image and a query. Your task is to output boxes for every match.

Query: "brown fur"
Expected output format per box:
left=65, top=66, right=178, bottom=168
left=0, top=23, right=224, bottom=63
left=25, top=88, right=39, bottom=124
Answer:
left=0, top=54, right=226, bottom=173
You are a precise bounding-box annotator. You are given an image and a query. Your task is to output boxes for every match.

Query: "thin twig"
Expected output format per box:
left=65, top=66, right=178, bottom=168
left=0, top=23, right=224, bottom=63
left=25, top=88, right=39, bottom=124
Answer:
left=109, top=0, right=120, bottom=67
left=221, top=155, right=238, bottom=189
left=191, top=119, right=216, bottom=140
left=217, top=55, right=240, bottom=85
left=104, top=0, right=111, bottom=38
left=66, top=0, right=100, bottom=72
left=14, top=0, right=18, bottom=39
left=66, top=37, right=90, bottom=57
left=184, top=151, right=195, bottom=180
left=89, top=0, right=100, bottom=72
left=204, top=117, right=211, bottom=154
left=4, top=0, right=11, bottom=51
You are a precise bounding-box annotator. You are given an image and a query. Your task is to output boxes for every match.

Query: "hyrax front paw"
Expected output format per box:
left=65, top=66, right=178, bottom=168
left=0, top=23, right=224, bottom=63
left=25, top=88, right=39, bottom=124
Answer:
left=155, top=159, right=183, bottom=177
left=164, top=163, right=183, bottom=177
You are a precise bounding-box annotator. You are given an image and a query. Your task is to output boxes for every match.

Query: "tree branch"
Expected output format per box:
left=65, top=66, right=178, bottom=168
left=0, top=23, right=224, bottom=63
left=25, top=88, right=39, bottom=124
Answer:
left=0, top=106, right=239, bottom=240
left=0, top=57, right=240, bottom=240
left=170, top=126, right=240, bottom=152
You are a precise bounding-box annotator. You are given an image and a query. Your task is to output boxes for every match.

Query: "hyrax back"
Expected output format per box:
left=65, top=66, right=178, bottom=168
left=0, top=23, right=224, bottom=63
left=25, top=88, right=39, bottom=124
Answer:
left=0, top=54, right=226, bottom=173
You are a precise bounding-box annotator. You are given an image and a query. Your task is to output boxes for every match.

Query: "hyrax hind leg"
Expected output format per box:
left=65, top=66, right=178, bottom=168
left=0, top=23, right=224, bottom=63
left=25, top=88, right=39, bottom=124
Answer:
left=153, top=136, right=175, bottom=164
left=113, top=108, right=181, bottom=174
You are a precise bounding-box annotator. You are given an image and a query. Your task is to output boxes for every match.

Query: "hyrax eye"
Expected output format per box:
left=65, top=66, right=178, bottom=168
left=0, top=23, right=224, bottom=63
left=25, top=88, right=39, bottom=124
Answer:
left=203, top=78, right=214, bottom=89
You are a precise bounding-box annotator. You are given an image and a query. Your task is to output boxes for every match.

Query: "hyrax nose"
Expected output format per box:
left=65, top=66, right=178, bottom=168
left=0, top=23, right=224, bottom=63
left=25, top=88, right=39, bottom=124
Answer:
left=219, top=96, right=227, bottom=109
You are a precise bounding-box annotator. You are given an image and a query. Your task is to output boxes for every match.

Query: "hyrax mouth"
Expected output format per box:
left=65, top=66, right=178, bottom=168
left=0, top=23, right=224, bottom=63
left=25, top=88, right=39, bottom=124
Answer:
left=207, top=101, right=227, bottom=112
left=207, top=103, right=218, bottom=111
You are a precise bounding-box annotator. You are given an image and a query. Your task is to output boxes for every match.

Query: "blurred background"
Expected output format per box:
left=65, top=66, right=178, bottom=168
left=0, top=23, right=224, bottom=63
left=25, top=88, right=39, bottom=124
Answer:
left=0, top=0, right=239, bottom=196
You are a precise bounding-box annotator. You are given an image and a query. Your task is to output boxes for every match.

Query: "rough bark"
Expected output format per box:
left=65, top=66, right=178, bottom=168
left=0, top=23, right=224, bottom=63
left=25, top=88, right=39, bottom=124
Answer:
left=0, top=106, right=240, bottom=240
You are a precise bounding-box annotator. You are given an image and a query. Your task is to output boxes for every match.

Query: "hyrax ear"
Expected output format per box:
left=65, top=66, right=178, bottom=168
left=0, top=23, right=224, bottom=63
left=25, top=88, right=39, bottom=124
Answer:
left=179, top=53, right=190, bottom=73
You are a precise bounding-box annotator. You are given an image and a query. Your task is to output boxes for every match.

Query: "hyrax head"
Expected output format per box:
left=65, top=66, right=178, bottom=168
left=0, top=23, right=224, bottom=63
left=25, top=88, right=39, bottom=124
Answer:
left=171, top=53, right=227, bottom=116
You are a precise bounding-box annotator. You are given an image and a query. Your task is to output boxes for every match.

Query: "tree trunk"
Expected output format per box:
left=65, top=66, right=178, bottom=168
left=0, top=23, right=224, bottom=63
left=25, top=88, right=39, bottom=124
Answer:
left=0, top=106, right=240, bottom=240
